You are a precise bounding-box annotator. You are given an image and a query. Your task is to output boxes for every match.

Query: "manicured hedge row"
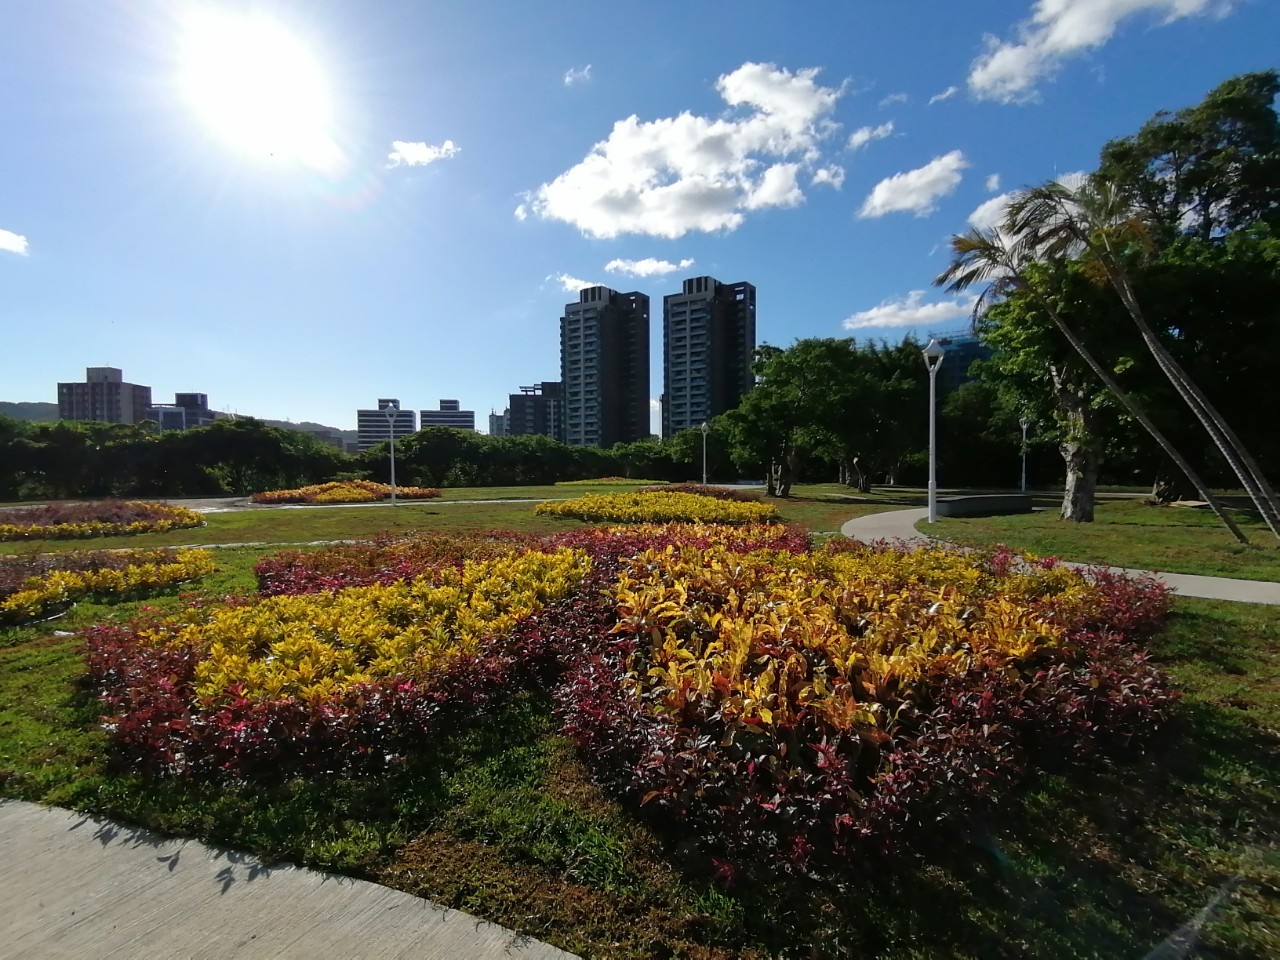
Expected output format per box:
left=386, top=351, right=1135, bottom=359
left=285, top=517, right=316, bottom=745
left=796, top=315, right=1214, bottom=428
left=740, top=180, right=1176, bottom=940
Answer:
left=1, top=548, right=215, bottom=625
left=537, top=490, right=779, bottom=524
left=0, top=500, right=204, bottom=541
left=251, top=480, right=440, bottom=505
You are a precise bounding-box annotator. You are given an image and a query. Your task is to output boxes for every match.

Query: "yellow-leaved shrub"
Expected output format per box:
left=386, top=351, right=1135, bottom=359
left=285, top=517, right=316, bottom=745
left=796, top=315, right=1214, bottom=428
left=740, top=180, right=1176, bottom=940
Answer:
left=172, top=548, right=589, bottom=702
left=537, top=491, right=778, bottom=525
left=0, top=549, right=216, bottom=625
left=610, top=544, right=1095, bottom=736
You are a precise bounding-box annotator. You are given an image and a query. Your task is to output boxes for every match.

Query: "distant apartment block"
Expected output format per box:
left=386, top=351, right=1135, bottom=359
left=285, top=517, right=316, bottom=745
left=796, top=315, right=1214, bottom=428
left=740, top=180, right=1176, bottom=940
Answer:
left=935, top=335, right=994, bottom=394
left=420, top=399, right=476, bottom=431
left=561, top=286, right=650, bottom=447
left=488, top=410, right=508, bottom=437
left=356, top=399, right=417, bottom=451
left=146, top=392, right=216, bottom=431
left=662, top=277, right=756, bottom=438
left=507, top=381, right=563, bottom=440
left=58, top=367, right=152, bottom=425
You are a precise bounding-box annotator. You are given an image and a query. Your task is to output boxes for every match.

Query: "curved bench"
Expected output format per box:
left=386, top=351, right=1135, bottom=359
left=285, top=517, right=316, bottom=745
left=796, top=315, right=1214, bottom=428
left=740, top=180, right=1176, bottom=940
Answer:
left=935, top=494, right=1033, bottom=518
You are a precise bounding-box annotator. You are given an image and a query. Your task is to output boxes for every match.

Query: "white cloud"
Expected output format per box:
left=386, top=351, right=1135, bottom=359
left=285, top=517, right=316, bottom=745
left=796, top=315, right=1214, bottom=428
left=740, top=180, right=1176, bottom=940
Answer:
left=0, top=228, right=29, bottom=255
left=649, top=398, right=662, bottom=412
left=843, top=290, right=978, bottom=330
left=928, top=85, right=959, bottom=105
left=847, top=121, right=894, bottom=151
left=985, top=173, right=1002, bottom=192
left=604, top=257, right=695, bottom=277
left=564, top=64, right=592, bottom=86
left=967, top=191, right=1016, bottom=231
left=879, top=92, right=908, bottom=107
left=858, top=150, right=968, bottom=218
left=811, top=164, right=845, bottom=189
left=517, top=62, right=845, bottom=238
left=387, top=139, right=460, bottom=167
left=549, top=273, right=599, bottom=293
left=969, top=0, right=1233, bottom=103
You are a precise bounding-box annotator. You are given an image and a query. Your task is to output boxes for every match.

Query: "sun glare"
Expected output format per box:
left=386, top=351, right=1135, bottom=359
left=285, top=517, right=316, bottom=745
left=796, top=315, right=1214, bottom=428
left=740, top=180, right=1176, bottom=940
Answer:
left=179, top=8, right=340, bottom=172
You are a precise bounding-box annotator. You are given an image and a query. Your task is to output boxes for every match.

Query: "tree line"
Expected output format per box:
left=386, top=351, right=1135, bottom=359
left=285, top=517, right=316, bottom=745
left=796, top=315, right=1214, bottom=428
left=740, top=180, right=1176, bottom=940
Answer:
left=3, top=72, right=1276, bottom=539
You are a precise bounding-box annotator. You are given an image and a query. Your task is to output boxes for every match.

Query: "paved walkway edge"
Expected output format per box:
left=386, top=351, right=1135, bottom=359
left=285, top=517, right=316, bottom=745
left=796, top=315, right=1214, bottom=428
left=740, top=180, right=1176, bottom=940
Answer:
left=0, top=799, right=578, bottom=960
left=841, top=508, right=1280, bottom=606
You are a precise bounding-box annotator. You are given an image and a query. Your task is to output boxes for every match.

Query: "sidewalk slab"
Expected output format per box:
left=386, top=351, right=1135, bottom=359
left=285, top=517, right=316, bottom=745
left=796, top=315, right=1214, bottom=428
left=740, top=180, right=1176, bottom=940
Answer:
left=0, top=800, right=578, bottom=960
left=840, top=508, right=1280, bottom=605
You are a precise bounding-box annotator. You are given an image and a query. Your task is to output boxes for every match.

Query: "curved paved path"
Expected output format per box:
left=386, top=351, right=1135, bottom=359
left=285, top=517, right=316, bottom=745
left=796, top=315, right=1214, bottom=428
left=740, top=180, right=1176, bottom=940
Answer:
left=841, top=508, right=1280, bottom=605
left=0, top=800, right=577, bottom=960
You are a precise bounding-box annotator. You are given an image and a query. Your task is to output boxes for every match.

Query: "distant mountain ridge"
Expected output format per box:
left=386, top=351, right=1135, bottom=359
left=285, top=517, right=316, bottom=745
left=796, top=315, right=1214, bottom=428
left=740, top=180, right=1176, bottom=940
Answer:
left=0, top=401, right=355, bottom=441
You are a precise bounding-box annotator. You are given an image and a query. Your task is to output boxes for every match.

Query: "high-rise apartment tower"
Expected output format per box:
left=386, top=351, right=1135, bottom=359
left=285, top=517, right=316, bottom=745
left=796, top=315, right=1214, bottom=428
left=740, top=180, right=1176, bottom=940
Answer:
left=57, top=367, right=152, bottom=425
left=662, top=277, right=756, bottom=437
left=560, top=286, right=649, bottom=447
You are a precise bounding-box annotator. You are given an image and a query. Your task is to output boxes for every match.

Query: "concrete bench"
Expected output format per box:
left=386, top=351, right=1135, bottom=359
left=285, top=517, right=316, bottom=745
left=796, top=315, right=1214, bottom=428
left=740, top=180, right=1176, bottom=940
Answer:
left=936, top=494, right=1033, bottom=518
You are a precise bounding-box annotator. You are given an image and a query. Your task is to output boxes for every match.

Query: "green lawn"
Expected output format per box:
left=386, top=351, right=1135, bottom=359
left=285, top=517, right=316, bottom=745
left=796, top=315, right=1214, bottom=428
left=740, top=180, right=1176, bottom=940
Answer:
left=0, top=495, right=888, bottom=555
left=932, top=499, right=1280, bottom=581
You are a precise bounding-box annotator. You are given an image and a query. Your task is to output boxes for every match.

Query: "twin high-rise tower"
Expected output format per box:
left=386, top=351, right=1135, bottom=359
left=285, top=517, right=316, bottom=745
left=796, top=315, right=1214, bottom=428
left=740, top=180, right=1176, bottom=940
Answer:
left=559, top=275, right=756, bottom=446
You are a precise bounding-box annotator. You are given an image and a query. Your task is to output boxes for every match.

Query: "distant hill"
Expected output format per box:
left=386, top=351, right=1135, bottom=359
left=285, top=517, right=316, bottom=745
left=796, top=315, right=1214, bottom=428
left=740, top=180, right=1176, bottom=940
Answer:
left=0, top=401, right=58, bottom=422
left=0, top=401, right=355, bottom=441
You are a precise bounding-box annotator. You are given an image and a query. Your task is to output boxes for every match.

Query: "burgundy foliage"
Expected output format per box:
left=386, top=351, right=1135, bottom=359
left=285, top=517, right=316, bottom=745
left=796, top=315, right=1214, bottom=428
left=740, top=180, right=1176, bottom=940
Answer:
left=0, top=500, right=185, bottom=528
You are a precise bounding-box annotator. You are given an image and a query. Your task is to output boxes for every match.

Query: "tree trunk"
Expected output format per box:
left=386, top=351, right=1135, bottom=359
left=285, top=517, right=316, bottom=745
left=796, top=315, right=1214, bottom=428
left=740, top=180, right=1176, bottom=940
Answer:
left=766, top=462, right=780, bottom=498
left=1050, top=363, right=1100, bottom=523
left=1061, top=437, right=1099, bottom=522
left=775, top=448, right=799, bottom=498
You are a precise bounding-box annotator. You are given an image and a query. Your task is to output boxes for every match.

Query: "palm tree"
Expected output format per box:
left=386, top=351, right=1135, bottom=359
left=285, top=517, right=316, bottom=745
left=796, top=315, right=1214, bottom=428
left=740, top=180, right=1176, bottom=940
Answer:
left=936, top=227, right=1249, bottom=543
left=1007, top=177, right=1280, bottom=540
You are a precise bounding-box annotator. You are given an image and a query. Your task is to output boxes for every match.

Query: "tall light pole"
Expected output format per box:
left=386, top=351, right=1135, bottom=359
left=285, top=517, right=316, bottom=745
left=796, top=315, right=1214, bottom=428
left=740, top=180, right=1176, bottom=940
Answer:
left=1019, top=416, right=1031, bottom=493
left=700, top=421, right=709, bottom=485
left=382, top=400, right=399, bottom=505
left=922, top=339, right=945, bottom=523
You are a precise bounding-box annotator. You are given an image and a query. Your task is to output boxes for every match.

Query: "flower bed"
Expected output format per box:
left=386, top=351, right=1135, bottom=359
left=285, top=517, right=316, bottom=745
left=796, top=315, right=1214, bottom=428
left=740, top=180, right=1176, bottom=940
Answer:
left=0, top=501, right=204, bottom=542
left=558, top=540, right=1175, bottom=877
left=537, top=490, right=779, bottom=525
left=642, top=482, right=762, bottom=502
left=251, top=480, right=440, bottom=505
left=86, top=526, right=1175, bottom=881
left=1, top=548, right=215, bottom=626
left=255, top=532, right=535, bottom=596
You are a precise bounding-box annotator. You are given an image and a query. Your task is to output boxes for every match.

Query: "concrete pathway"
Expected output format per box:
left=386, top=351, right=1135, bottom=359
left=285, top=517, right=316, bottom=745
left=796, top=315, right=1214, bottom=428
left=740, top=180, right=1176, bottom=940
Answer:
left=0, top=800, right=578, bottom=960
left=841, top=508, right=1280, bottom=606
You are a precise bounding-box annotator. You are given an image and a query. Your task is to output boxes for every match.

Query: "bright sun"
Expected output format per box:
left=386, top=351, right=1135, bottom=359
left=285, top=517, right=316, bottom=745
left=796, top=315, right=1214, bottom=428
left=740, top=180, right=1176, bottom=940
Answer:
left=179, top=8, right=339, bottom=171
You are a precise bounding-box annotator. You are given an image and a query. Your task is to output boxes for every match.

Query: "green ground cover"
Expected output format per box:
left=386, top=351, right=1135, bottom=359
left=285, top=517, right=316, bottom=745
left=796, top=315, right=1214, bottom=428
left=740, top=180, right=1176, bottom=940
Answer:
left=0, top=497, right=890, bottom=555
left=932, top=499, right=1280, bottom=581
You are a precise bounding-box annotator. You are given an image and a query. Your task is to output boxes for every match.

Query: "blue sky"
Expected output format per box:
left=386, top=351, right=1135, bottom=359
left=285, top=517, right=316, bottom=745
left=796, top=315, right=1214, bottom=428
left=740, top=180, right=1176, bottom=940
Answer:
left=2, top=0, right=1276, bottom=433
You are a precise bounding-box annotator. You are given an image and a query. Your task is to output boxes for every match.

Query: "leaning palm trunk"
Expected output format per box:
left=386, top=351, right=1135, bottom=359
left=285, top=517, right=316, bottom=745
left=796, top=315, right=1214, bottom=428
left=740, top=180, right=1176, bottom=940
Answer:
left=1033, top=292, right=1250, bottom=542
left=934, top=227, right=1250, bottom=543
left=1011, top=180, right=1280, bottom=540
left=1099, top=263, right=1280, bottom=540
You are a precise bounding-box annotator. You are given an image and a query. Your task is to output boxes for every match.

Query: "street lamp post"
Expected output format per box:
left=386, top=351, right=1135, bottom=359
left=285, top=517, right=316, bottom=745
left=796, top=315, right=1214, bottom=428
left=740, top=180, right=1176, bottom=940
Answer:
left=700, top=421, right=709, bottom=485
left=921, top=339, right=945, bottom=523
left=382, top=400, right=400, bottom=505
left=1019, top=416, right=1031, bottom=493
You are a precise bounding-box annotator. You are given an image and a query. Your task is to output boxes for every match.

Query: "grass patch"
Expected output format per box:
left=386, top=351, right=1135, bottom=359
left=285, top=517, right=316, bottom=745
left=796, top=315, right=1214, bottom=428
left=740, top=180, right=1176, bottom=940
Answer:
left=0, top=502, right=568, bottom=554
left=933, top=499, right=1280, bottom=581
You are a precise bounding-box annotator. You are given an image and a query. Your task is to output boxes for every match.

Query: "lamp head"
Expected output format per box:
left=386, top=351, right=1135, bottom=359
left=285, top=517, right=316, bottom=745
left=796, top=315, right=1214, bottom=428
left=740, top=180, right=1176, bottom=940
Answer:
left=922, top=339, right=945, bottom=371
left=1019, top=416, right=1030, bottom=430
left=700, top=421, right=709, bottom=434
